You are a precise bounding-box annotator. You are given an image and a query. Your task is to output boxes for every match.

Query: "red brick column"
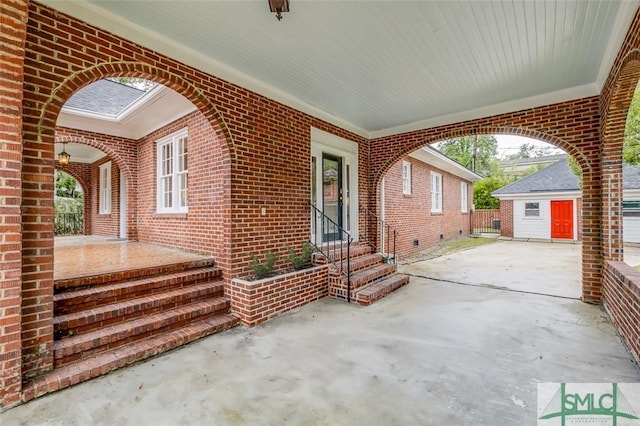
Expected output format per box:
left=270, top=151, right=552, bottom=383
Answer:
left=0, top=0, right=29, bottom=409
left=499, top=200, right=513, bottom=238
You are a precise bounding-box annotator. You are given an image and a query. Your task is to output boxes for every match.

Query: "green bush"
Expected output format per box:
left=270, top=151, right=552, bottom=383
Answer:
left=286, top=243, right=314, bottom=270
left=249, top=251, right=279, bottom=280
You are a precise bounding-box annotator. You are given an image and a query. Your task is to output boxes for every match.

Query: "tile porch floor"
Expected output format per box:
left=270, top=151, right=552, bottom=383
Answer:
left=54, top=236, right=211, bottom=280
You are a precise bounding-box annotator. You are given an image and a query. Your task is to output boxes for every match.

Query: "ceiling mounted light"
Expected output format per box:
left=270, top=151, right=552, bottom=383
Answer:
left=58, top=143, right=71, bottom=165
left=268, top=0, right=289, bottom=21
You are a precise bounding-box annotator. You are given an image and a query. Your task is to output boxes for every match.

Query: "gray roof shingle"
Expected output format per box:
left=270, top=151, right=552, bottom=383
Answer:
left=493, top=158, right=640, bottom=195
left=63, top=79, right=146, bottom=116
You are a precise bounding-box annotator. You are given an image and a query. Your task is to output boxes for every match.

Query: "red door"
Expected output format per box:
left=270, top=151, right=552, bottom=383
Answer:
left=551, top=200, right=573, bottom=239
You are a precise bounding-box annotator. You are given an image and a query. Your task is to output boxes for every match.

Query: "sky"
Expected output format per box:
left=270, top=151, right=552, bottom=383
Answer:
left=494, top=134, right=563, bottom=159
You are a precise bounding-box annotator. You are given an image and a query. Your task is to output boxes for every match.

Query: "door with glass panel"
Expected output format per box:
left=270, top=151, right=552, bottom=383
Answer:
left=321, top=153, right=343, bottom=242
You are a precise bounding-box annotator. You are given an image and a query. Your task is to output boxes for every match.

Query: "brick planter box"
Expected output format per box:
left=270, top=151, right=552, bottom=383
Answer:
left=229, top=265, right=329, bottom=327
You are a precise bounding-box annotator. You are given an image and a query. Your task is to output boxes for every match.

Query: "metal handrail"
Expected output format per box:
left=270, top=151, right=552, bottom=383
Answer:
left=309, top=202, right=353, bottom=302
left=359, top=203, right=397, bottom=264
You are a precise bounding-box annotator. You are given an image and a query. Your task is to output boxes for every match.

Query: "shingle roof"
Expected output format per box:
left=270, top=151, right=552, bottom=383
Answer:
left=493, top=158, right=640, bottom=195
left=63, top=79, right=146, bottom=116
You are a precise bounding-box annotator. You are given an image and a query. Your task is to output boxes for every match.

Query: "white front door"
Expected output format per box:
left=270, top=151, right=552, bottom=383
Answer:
left=310, top=129, right=358, bottom=245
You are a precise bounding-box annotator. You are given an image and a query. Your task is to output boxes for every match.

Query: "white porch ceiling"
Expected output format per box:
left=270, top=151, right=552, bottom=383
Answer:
left=42, top=0, right=639, bottom=138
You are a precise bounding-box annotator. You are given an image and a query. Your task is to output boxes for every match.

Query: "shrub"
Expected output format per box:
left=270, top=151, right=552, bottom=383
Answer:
left=249, top=251, right=278, bottom=280
left=286, top=243, right=314, bottom=270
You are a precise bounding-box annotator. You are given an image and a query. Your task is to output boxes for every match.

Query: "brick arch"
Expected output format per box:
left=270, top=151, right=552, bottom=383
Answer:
left=601, top=50, right=640, bottom=261
left=54, top=136, right=132, bottom=189
left=39, top=62, right=235, bottom=162
left=372, top=126, right=586, bottom=191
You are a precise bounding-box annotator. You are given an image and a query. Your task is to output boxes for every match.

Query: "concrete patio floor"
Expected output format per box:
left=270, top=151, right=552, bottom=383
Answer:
left=3, top=241, right=639, bottom=425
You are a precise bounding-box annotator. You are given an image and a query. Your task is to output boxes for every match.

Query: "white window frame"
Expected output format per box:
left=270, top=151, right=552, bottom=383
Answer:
left=402, top=161, right=411, bottom=195
left=524, top=202, right=540, bottom=217
left=431, top=172, right=442, bottom=213
left=461, top=182, right=468, bottom=212
left=99, top=161, right=111, bottom=214
left=156, top=128, right=188, bottom=214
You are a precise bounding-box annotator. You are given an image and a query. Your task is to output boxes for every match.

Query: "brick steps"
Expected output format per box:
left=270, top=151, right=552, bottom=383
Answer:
left=324, top=243, right=409, bottom=305
left=54, top=258, right=217, bottom=291
left=53, top=298, right=231, bottom=366
left=20, top=257, right=240, bottom=403
left=54, top=267, right=221, bottom=314
left=313, top=243, right=372, bottom=263
left=355, top=274, right=410, bottom=306
left=22, top=314, right=238, bottom=403
left=54, top=282, right=222, bottom=338
left=329, top=253, right=384, bottom=276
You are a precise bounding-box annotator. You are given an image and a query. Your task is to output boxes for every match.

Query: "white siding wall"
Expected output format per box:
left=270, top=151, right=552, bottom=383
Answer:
left=513, top=199, right=551, bottom=239
left=624, top=191, right=640, bottom=243
left=624, top=217, right=640, bottom=243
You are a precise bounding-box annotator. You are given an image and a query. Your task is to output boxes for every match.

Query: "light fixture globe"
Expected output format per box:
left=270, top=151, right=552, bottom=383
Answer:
left=58, top=143, right=71, bottom=165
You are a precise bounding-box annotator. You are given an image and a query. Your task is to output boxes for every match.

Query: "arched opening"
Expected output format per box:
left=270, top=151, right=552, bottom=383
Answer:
left=380, top=132, right=584, bottom=299
left=20, top=68, right=234, bottom=384
left=53, top=169, right=85, bottom=236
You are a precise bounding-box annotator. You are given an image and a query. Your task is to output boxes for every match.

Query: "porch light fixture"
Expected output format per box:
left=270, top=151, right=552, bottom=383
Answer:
left=58, top=143, right=71, bottom=165
left=268, top=0, right=289, bottom=21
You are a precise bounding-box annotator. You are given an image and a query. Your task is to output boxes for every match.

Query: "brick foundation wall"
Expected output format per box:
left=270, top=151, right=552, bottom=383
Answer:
left=229, top=265, right=329, bottom=327
left=499, top=200, right=514, bottom=238
left=383, top=157, right=472, bottom=258
left=603, top=261, right=640, bottom=365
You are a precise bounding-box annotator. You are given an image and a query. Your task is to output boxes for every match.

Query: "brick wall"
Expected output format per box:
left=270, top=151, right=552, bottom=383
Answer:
left=603, top=261, right=640, bottom=365
left=55, top=128, right=138, bottom=240
left=599, top=8, right=640, bottom=373
left=56, top=161, right=92, bottom=235
left=229, top=265, right=329, bottom=326
left=136, top=111, right=227, bottom=260
left=0, top=0, right=28, bottom=410
left=499, top=200, right=514, bottom=238
left=3, top=0, right=640, bottom=409
left=16, top=2, right=368, bottom=395
left=382, top=157, right=472, bottom=257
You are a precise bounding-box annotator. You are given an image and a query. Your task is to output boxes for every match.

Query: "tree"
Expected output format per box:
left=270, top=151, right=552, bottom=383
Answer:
left=473, top=176, right=509, bottom=209
left=624, top=89, right=640, bottom=165
left=437, top=135, right=499, bottom=177
left=506, top=142, right=557, bottom=160
left=55, top=170, right=81, bottom=199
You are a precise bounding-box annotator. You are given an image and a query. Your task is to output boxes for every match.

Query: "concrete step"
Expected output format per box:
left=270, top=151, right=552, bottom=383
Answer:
left=54, top=267, right=222, bottom=315
left=22, top=314, right=239, bottom=404
left=53, top=298, right=231, bottom=366
left=54, top=258, right=217, bottom=292
left=354, top=274, right=410, bottom=306
left=53, top=282, right=222, bottom=338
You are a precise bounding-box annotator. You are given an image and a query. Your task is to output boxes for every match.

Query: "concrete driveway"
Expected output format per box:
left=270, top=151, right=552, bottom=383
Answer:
left=400, top=239, right=640, bottom=299
left=3, top=240, right=639, bottom=425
